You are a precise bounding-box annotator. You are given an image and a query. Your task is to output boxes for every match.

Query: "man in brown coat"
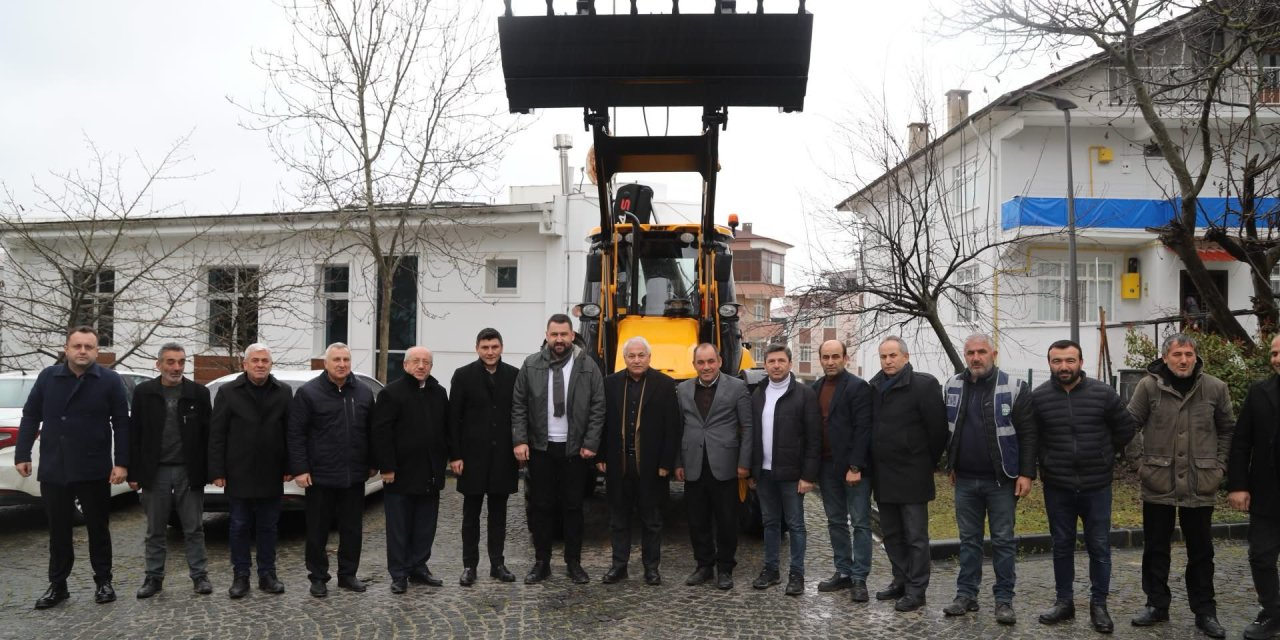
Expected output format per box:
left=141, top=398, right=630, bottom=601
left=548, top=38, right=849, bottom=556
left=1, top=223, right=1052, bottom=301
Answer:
left=1127, top=333, right=1232, bottom=638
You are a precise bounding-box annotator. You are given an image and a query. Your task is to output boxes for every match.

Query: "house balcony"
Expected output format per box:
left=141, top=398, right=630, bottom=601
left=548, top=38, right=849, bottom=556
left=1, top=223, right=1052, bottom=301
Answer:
left=1001, top=196, right=1279, bottom=239
left=1108, top=66, right=1280, bottom=106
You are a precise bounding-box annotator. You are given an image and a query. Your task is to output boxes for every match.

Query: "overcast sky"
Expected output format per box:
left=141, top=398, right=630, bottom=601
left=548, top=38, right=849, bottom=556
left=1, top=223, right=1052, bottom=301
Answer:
left=0, top=0, right=1060, bottom=285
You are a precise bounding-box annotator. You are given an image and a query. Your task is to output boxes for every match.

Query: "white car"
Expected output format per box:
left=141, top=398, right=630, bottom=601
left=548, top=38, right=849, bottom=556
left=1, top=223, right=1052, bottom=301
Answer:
left=0, top=369, right=151, bottom=523
left=202, top=369, right=386, bottom=512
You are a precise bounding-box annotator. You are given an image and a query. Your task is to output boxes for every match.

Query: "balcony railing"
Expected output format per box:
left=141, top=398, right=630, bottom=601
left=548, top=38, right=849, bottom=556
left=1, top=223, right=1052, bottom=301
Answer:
left=1108, top=66, right=1280, bottom=106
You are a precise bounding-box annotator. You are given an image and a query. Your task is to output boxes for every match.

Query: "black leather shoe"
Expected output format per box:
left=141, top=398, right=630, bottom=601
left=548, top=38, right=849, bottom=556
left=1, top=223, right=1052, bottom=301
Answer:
left=685, top=566, right=714, bottom=586
left=94, top=581, right=116, bottom=604
left=895, top=594, right=926, bottom=612
left=336, top=575, right=366, bottom=593
left=390, top=577, right=407, bottom=594
left=193, top=575, right=213, bottom=595
left=943, top=595, right=979, bottom=616
left=818, top=573, right=851, bottom=592
left=136, top=577, right=163, bottom=599
left=850, top=579, right=869, bottom=603
left=490, top=564, right=516, bottom=583
left=715, top=570, right=734, bottom=590
left=1130, top=605, right=1168, bottom=626
left=34, top=583, right=69, bottom=610
left=1090, top=603, right=1114, bottom=634
left=752, top=567, right=781, bottom=590
left=459, top=567, right=477, bottom=587
left=1195, top=614, right=1226, bottom=639
left=228, top=574, right=250, bottom=599
left=1039, top=601, right=1075, bottom=625
left=567, top=563, right=589, bottom=585
left=602, top=565, right=628, bottom=584
left=1245, top=613, right=1280, bottom=640
left=644, top=567, right=661, bottom=586
left=784, top=571, right=804, bottom=596
left=309, top=579, right=328, bottom=598
left=258, top=573, right=285, bottom=594
left=876, top=582, right=905, bottom=601
left=524, top=561, right=551, bottom=584
left=408, top=567, right=443, bottom=587
left=995, top=601, right=1017, bottom=625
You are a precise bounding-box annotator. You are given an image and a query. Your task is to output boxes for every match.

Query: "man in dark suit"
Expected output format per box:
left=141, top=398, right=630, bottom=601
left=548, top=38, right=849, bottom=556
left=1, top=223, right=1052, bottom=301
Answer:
left=208, top=343, right=293, bottom=599
left=16, top=326, right=130, bottom=610
left=597, top=336, right=681, bottom=586
left=127, top=342, right=214, bottom=600
left=868, top=335, right=948, bottom=613
left=811, top=339, right=874, bottom=602
left=1228, top=334, right=1280, bottom=640
left=449, top=328, right=520, bottom=586
left=675, top=343, right=753, bottom=590
left=372, top=345, right=450, bottom=594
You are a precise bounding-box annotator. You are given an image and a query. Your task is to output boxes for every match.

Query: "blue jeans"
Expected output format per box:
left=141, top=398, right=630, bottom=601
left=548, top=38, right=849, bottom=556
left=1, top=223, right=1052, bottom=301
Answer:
left=756, top=469, right=807, bottom=576
left=954, top=476, right=1017, bottom=602
left=1043, top=484, right=1112, bottom=604
left=228, top=496, right=282, bottom=577
left=818, top=459, right=872, bottom=581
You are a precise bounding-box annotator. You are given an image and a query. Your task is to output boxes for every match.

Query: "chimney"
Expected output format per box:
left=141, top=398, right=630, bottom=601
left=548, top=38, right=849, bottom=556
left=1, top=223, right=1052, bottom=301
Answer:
left=907, top=122, right=930, bottom=154
left=946, top=89, right=971, bottom=130
left=553, top=134, right=574, bottom=195
left=743, top=222, right=753, bottom=234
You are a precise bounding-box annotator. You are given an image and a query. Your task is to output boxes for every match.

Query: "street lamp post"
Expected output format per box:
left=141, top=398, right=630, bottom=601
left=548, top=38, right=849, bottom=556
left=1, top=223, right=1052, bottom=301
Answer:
left=1026, top=90, right=1080, bottom=343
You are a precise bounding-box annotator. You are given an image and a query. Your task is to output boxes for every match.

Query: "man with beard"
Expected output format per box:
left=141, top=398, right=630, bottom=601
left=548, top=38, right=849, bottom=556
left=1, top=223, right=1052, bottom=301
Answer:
left=512, top=314, right=605, bottom=584
left=1031, top=339, right=1135, bottom=634
left=449, top=328, right=520, bottom=586
left=372, top=346, right=450, bottom=594
left=1228, top=334, right=1280, bottom=640
left=1127, top=334, right=1231, bottom=638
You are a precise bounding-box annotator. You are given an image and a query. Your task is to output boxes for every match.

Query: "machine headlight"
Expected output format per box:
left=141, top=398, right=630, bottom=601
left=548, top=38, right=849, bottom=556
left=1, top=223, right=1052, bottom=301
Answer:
left=718, top=304, right=738, bottom=318
left=581, top=303, right=602, bottom=318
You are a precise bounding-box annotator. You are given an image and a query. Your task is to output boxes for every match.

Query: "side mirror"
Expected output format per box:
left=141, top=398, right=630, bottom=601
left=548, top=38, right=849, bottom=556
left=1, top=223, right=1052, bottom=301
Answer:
left=586, top=256, right=602, bottom=283
left=714, top=254, right=732, bottom=282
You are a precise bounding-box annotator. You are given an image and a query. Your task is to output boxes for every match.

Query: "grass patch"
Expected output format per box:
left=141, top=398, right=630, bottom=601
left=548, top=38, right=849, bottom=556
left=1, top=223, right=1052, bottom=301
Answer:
left=927, top=467, right=1247, bottom=540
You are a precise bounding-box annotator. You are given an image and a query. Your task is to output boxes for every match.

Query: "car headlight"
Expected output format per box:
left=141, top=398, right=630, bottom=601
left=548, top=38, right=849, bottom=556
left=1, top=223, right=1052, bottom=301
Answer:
left=718, top=304, right=738, bottom=318
left=581, top=303, right=602, bottom=318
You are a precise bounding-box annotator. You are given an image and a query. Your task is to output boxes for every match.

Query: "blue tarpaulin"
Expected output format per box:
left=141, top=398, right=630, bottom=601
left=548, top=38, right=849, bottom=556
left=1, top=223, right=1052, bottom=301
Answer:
left=1000, top=196, right=1280, bottom=231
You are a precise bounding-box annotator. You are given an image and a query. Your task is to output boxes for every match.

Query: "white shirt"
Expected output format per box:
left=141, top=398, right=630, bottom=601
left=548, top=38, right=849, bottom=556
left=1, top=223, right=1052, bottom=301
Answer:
left=546, top=355, right=574, bottom=443
left=761, top=377, right=789, bottom=471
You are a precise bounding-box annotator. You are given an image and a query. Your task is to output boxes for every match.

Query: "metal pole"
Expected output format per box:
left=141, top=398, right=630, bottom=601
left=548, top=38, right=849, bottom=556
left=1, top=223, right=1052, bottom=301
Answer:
left=1064, top=108, right=1079, bottom=343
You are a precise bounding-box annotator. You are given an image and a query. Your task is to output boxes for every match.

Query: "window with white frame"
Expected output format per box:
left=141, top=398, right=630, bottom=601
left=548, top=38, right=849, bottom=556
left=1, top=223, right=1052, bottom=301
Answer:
left=1034, top=260, right=1115, bottom=323
left=319, top=265, right=349, bottom=347
left=207, top=267, right=259, bottom=352
left=1271, top=264, right=1280, bottom=295
left=752, top=344, right=765, bottom=364
left=71, top=269, right=115, bottom=348
left=485, top=258, right=519, bottom=294
left=823, top=315, right=837, bottom=328
left=754, top=300, right=766, bottom=321
left=954, top=265, right=979, bottom=325
left=950, top=161, right=975, bottom=214
left=799, top=345, right=812, bottom=364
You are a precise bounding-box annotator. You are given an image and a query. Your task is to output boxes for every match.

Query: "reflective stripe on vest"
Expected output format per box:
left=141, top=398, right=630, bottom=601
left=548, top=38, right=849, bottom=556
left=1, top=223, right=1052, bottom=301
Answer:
left=944, top=369, right=1020, bottom=478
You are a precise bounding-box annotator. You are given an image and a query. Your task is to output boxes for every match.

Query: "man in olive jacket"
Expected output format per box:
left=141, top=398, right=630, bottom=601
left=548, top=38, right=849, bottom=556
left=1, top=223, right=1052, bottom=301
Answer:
left=511, top=314, right=605, bottom=585
left=1228, top=334, right=1280, bottom=640
left=127, top=342, right=213, bottom=599
left=1127, top=334, right=1232, bottom=638
left=208, top=343, right=293, bottom=599
left=448, top=328, right=520, bottom=586
left=372, top=346, right=450, bottom=594
left=867, top=336, right=948, bottom=613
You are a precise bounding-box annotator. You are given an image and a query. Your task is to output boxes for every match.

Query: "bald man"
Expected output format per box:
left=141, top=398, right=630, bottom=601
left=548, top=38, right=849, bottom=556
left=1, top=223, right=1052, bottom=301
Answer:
left=372, top=346, right=451, bottom=594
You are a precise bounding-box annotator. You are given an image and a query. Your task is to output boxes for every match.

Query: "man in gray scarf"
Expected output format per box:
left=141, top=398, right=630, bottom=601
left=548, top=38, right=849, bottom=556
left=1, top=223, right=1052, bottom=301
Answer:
left=512, top=314, right=606, bottom=584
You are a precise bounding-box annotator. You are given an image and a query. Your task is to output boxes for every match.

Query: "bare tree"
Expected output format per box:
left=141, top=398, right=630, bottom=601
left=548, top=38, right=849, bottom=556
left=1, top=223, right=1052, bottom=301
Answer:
left=0, top=137, right=214, bottom=370
left=947, top=0, right=1280, bottom=348
left=238, top=0, right=517, bottom=380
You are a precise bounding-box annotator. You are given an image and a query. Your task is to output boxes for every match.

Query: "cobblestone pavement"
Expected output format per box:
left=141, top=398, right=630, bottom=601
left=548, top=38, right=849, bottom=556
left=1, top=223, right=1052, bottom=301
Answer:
left=0, top=482, right=1266, bottom=639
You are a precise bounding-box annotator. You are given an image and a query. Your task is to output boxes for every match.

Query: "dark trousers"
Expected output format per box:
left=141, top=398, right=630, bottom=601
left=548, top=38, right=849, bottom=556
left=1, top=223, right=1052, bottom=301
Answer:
left=1141, top=502, right=1216, bottom=614
left=140, top=464, right=207, bottom=580
left=606, top=464, right=665, bottom=569
left=228, top=496, right=281, bottom=577
left=384, top=491, right=440, bottom=579
left=461, top=493, right=509, bottom=569
left=527, top=442, right=589, bottom=564
left=304, top=483, right=365, bottom=582
left=878, top=501, right=930, bottom=597
left=1044, top=483, right=1112, bottom=603
left=685, top=455, right=740, bottom=574
left=43, top=480, right=113, bottom=585
left=1249, top=513, right=1280, bottom=619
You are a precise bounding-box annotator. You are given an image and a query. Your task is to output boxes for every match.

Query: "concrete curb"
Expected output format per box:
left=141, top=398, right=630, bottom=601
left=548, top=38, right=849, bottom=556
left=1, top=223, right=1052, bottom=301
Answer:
left=869, top=506, right=1251, bottom=561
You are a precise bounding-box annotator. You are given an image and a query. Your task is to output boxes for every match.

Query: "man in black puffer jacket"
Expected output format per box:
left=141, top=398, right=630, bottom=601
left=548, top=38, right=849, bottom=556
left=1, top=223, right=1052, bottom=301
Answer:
left=287, top=343, right=376, bottom=598
left=1029, top=339, right=1135, bottom=634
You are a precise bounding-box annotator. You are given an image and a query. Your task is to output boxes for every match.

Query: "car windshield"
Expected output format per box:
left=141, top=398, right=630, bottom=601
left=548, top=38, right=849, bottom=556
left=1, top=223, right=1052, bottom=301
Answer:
left=0, top=379, right=36, bottom=408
